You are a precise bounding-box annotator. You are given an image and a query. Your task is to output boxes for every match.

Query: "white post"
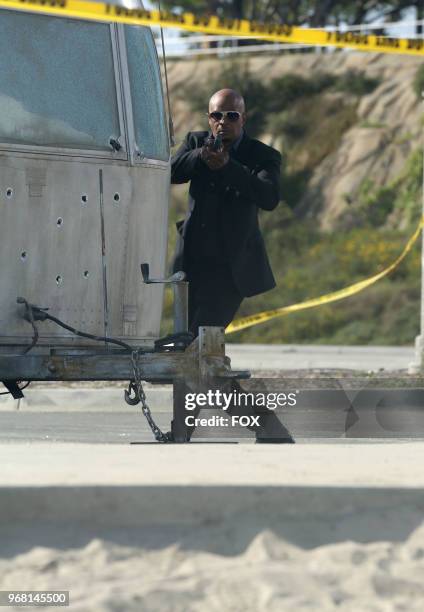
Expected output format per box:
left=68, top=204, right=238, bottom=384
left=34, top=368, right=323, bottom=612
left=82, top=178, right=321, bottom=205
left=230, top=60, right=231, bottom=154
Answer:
left=409, top=90, right=424, bottom=373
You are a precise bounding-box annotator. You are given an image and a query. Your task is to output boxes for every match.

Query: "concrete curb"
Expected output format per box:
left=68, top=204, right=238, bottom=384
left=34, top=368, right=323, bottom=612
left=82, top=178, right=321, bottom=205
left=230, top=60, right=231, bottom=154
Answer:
left=0, top=388, right=173, bottom=412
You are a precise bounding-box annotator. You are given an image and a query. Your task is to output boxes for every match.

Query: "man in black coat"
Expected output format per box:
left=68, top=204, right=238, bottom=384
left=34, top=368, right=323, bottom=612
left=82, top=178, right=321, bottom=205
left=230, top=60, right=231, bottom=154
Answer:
left=171, top=94, right=294, bottom=443
left=171, top=88, right=281, bottom=336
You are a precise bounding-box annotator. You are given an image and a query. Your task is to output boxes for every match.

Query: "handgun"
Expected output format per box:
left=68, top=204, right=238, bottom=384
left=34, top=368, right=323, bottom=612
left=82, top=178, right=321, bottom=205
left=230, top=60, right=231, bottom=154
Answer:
left=206, top=133, right=223, bottom=152
left=211, top=133, right=223, bottom=151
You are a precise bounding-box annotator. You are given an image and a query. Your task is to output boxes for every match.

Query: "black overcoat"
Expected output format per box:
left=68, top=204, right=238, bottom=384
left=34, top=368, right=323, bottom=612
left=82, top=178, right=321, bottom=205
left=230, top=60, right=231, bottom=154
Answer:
left=171, top=130, right=281, bottom=297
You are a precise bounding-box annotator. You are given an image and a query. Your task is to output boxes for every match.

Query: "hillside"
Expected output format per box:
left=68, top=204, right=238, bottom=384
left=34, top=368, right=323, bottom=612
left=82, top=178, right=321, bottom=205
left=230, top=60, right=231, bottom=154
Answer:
left=162, top=52, right=424, bottom=345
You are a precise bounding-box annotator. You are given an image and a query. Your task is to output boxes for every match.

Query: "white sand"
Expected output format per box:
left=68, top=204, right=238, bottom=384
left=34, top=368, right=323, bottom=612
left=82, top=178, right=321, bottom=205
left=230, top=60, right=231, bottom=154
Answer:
left=2, top=443, right=424, bottom=610
left=1, top=526, right=424, bottom=611
left=2, top=443, right=424, bottom=488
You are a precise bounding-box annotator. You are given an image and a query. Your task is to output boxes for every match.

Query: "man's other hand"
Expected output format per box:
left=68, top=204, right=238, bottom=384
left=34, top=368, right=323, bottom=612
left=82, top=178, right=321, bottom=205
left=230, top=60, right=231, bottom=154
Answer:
left=201, top=145, right=229, bottom=171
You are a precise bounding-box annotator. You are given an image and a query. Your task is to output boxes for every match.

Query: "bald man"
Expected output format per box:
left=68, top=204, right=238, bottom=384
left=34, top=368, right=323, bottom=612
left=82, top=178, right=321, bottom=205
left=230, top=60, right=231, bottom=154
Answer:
left=171, top=89, right=282, bottom=336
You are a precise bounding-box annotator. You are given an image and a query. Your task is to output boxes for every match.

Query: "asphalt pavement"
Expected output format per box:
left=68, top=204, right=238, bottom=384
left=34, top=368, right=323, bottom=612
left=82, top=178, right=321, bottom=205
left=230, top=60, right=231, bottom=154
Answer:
left=0, top=344, right=421, bottom=444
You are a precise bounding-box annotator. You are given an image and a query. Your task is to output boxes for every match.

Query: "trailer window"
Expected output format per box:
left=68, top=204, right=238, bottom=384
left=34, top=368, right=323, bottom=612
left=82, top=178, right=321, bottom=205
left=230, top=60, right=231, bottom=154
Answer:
left=0, top=11, right=120, bottom=151
left=125, top=26, right=169, bottom=161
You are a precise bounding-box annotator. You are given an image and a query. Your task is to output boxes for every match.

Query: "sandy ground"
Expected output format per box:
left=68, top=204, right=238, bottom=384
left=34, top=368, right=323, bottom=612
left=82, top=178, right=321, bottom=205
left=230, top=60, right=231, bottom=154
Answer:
left=1, top=443, right=424, bottom=610
left=1, top=526, right=424, bottom=611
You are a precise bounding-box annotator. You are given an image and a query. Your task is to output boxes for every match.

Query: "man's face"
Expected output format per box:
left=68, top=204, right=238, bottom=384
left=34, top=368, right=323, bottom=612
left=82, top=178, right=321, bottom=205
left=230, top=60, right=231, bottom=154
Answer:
left=208, top=95, right=246, bottom=147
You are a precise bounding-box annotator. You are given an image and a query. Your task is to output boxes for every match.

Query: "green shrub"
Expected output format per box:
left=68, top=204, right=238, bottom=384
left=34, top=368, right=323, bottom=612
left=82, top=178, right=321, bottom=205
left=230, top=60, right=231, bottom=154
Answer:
left=356, top=180, right=397, bottom=227
left=226, top=225, right=420, bottom=346
left=268, top=72, right=337, bottom=113
left=334, top=69, right=380, bottom=95
left=279, top=169, right=312, bottom=210
left=413, top=64, right=424, bottom=100
left=310, top=71, right=337, bottom=92
left=267, top=74, right=316, bottom=112
left=270, top=111, right=308, bottom=142
left=395, top=149, right=423, bottom=224
left=343, top=149, right=423, bottom=230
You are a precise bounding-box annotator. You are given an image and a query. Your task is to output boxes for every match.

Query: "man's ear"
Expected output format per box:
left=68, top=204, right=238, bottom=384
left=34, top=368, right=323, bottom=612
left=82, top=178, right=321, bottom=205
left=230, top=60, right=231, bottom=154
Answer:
left=241, top=112, right=247, bottom=126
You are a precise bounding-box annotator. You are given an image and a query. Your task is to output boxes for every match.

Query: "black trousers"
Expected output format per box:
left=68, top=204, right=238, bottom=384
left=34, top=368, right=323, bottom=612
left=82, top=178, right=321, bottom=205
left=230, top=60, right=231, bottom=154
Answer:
left=186, top=257, right=243, bottom=336
left=181, top=257, right=294, bottom=443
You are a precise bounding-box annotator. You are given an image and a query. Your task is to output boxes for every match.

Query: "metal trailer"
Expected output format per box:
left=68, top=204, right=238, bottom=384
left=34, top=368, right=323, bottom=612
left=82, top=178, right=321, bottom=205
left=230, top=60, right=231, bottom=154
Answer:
left=0, top=8, right=247, bottom=442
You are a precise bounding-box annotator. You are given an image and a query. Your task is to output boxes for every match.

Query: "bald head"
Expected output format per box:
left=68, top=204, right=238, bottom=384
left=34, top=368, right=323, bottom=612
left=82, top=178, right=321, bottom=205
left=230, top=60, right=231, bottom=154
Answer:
left=207, top=89, right=246, bottom=148
left=208, top=89, right=245, bottom=114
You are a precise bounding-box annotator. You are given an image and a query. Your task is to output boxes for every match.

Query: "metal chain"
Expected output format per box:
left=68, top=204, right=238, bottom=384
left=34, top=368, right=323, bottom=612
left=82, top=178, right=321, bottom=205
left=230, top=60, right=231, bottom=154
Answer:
left=129, top=350, right=171, bottom=443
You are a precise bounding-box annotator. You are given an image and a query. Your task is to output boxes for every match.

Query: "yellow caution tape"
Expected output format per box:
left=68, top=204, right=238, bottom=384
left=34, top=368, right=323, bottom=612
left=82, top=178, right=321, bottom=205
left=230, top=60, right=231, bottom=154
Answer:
left=0, top=1, right=423, bottom=56
left=226, top=216, right=424, bottom=334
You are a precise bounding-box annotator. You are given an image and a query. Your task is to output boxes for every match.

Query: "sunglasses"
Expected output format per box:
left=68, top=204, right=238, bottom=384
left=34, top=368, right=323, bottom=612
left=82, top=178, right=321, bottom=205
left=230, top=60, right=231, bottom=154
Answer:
left=207, top=111, right=241, bottom=122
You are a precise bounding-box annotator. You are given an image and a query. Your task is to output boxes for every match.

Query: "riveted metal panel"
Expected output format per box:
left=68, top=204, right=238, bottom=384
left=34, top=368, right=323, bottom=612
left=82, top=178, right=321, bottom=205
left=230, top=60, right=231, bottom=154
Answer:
left=102, top=163, right=170, bottom=342
left=0, top=156, right=105, bottom=344
left=0, top=156, right=169, bottom=348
